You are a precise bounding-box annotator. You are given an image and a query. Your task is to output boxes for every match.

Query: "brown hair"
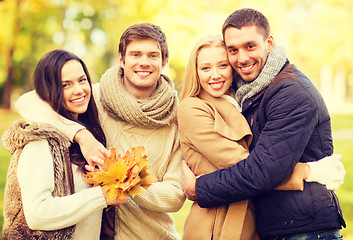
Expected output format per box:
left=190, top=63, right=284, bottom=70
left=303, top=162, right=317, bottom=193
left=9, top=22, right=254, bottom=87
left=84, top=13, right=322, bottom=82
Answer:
left=118, top=23, right=169, bottom=66
left=222, top=8, right=270, bottom=40
left=34, top=49, right=106, bottom=172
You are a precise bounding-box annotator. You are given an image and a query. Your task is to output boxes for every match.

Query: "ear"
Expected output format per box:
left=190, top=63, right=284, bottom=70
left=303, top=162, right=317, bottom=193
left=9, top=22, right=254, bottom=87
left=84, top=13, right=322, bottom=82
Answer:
left=119, top=53, right=124, bottom=69
left=266, top=34, right=275, bottom=53
left=162, top=61, right=167, bottom=71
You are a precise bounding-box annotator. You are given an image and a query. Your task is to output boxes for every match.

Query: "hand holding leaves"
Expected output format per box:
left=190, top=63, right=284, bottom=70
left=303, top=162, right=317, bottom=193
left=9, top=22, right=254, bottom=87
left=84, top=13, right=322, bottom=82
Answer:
left=83, top=146, right=157, bottom=202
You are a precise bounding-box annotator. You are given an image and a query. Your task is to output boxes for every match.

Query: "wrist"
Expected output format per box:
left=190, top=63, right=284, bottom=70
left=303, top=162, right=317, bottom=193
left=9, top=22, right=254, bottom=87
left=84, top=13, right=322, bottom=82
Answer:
left=304, top=163, right=311, bottom=180
left=74, top=128, right=89, bottom=143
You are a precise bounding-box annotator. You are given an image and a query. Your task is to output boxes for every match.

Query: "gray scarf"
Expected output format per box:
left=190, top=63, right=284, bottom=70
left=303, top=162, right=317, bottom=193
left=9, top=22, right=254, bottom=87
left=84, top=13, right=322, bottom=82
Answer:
left=99, top=65, right=178, bottom=128
left=234, top=45, right=287, bottom=110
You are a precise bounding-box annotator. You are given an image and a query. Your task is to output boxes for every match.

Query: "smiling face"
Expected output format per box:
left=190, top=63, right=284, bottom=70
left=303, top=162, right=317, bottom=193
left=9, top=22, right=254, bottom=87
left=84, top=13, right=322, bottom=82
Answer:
left=197, top=46, right=233, bottom=98
left=119, top=38, right=165, bottom=99
left=225, top=25, right=274, bottom=83
left=61, top=60, right=91, bottom=119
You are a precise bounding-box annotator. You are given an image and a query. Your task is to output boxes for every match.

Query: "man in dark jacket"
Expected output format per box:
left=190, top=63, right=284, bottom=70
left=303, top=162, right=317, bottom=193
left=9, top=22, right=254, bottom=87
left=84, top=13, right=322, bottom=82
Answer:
left=182, top=8, right=345, bottom=239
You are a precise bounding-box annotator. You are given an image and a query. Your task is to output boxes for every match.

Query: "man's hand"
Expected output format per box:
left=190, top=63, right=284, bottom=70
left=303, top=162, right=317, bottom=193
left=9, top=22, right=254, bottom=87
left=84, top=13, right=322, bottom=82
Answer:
left=181, top=160, right=197, bottom=201
left=74, top=129, right=109, bottom=169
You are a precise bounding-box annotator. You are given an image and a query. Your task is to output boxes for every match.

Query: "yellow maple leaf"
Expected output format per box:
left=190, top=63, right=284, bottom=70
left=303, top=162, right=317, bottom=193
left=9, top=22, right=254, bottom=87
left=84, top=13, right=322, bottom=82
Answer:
left=82, top=146, right=156, bottom=201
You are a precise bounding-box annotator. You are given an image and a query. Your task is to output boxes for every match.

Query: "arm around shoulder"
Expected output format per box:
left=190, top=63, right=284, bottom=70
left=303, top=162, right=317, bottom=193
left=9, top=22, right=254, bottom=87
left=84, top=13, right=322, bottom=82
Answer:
left=15, top=90, right=85, bottom=141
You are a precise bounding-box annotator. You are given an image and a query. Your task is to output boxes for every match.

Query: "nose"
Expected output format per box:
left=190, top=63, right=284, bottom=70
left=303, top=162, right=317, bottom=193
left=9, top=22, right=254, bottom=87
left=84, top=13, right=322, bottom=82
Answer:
left=73, top=83, right=84, bottom=94
left=238, top=50, right=249, bottom=64
left=139, top=55, right=151, bottom=67
left=211, top=69, right=221, bottom=80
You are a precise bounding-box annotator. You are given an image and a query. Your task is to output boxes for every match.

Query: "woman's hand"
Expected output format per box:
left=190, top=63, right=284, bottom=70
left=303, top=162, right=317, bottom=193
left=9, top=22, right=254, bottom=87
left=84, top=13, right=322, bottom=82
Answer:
left=102, top=188, right=127, bottom=205
left=74, top=129, right=109, bottom=169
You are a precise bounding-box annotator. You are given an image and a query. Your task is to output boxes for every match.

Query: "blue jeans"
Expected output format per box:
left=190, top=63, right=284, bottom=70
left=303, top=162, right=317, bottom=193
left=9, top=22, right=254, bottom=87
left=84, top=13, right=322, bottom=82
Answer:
left=268, top=229, right=343, bottom=240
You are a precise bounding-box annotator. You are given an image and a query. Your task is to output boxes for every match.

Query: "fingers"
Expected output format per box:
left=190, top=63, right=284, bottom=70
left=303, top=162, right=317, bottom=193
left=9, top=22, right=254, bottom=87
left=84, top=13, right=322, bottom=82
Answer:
left=85, top=165, right=96, bottom=172
left=181, top=160, right=197, bottom=201
left=91, top=156, right=104, bottom=165
left=100, top=147, right=110, bottom=158
left=331, top=153, right=342, bottom=161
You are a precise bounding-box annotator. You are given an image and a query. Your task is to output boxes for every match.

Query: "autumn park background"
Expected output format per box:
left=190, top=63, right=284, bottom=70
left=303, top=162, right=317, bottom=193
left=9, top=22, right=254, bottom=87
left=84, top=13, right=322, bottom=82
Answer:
left=1, top=0, right=353, bottom=238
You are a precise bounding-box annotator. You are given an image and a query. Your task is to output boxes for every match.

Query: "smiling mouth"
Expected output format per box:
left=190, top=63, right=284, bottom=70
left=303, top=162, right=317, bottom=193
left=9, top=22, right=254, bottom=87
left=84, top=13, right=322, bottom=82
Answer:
left=239, top=63, right=255, bottom=72
left=209, top=81, right=225, bottom=90
left=136, top=71, right=151, bottom=77
left=70, top=96, right=85, bottom=103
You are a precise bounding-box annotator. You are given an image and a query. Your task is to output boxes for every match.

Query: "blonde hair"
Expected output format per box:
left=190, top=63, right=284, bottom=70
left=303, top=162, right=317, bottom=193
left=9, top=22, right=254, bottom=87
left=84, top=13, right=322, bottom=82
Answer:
left=180, top=35, right=226, bottom=101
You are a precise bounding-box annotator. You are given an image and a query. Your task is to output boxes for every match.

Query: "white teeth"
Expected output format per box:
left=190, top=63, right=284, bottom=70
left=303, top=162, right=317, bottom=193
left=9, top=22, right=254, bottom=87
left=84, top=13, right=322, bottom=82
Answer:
left=210, top=82, right=224, bottom=89
left=137, top=72, right=150, bottom=77
left=71, top=97, right=84, bottom=103
left=241, top=65, right=252, bottom=71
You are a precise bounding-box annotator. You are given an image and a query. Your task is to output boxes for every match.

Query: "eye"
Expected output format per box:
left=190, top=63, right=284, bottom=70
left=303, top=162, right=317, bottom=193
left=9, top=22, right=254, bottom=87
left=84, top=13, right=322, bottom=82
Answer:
left=80, top=77, right=88, bottom=83
left=248, top=44, right=256, bottom=50
left=220, top=63, right=229, bottom=69
left=200, top=66, right=210, bottom=71
left=150, top=53, right=159, bottom=59
left=228, top=48, right=238, bottom=55
left=131, top=53, right=140, bottom=57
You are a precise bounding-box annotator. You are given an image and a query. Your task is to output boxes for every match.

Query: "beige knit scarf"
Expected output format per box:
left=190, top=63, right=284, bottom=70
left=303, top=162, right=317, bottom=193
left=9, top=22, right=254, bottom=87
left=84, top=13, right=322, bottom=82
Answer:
left=99, top=65, right=178, bottom=128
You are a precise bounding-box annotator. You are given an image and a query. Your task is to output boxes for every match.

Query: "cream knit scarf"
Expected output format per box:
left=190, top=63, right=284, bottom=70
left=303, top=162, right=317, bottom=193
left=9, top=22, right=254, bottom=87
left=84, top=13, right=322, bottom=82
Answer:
left=234, top=45, right=287, bottom=111
left=100, top=65, right=178, bottom=128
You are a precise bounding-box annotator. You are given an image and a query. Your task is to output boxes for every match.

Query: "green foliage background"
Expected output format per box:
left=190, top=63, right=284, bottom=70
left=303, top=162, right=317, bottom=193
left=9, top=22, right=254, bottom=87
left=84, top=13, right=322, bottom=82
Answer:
left=1, top=0, right=353, bottom=107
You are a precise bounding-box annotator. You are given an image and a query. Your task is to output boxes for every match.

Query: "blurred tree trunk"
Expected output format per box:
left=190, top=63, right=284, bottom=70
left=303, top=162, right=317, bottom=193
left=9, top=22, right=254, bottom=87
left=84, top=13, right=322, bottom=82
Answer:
left=2, top=0, right=22, bottom=109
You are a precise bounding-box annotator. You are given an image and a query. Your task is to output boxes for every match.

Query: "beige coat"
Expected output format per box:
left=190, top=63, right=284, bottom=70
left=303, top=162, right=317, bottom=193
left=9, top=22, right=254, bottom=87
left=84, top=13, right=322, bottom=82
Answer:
left=177, top=91, right=305, bottom=240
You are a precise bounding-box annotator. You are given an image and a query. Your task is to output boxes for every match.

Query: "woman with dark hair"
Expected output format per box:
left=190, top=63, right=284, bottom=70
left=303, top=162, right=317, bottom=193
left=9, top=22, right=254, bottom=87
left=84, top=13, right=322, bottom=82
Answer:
left=2, top=49, right=124, bottom=240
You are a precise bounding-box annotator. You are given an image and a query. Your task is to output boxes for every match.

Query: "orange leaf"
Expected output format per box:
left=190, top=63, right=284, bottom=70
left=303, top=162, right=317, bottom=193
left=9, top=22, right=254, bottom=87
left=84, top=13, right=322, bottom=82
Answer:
left=82, top=146, right=156, bottom=201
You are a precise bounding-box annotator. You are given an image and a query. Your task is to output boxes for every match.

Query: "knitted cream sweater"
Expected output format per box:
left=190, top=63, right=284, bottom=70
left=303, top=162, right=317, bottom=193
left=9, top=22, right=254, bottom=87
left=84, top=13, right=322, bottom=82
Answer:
left=15, top=65, right=185, bottom=240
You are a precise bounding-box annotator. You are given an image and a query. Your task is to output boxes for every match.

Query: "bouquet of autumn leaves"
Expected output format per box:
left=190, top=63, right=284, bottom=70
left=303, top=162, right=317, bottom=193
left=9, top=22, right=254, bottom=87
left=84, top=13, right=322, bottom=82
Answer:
left=83, top=146, right=157, bottom=201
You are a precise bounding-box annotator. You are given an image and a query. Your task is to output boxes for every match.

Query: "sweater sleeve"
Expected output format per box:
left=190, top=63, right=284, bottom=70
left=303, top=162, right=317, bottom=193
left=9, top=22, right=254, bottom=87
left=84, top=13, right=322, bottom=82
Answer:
left=132, top=128, right=186, bottom=213
left=17, top=140, right=107, bottom=230
left=14, top=91, right=85, bottom=141
left=196, top=82, right=318, bottom=208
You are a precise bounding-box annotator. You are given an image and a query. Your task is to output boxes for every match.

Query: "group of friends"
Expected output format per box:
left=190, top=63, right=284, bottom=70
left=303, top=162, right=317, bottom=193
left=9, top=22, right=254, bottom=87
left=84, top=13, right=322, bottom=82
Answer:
left=2, top=8, right=346, bottom=240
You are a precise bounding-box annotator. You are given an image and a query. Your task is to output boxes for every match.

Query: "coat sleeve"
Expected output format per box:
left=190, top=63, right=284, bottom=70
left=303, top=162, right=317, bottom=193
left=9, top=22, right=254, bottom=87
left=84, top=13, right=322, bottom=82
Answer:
left=18, top=140, right=107, bottom=230
left=196, top=82, right=318, bottom=208
left=14, top=91, right=85, bottom=141
left=177, top=98, right=250, bottom=172
left=178, top=97, right=305, bottom=189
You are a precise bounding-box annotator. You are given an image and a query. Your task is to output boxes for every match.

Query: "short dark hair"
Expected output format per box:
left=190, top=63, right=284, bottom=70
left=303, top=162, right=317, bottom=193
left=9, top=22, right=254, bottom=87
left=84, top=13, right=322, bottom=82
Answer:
left=34, top=49, right=106, bottom=172
left=118, top=23, right=169, bottom=66
left=222, top=8, right=270, bottom=40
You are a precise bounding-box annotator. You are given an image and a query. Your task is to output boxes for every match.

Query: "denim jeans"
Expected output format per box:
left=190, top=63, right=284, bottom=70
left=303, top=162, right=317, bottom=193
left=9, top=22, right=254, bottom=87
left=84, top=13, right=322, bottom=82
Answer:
left=269, top=229, right=343, bottom=240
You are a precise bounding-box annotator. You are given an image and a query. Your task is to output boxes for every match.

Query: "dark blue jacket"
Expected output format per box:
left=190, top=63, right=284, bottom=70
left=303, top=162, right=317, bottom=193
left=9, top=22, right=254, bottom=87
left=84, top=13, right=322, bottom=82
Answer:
left=196, top=62, right=345, bottom=238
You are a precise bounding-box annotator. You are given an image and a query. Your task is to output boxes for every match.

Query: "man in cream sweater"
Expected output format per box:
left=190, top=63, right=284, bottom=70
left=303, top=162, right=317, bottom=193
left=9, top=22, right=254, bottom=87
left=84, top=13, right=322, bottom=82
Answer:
left=15, top=23, right=185, bottom=240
